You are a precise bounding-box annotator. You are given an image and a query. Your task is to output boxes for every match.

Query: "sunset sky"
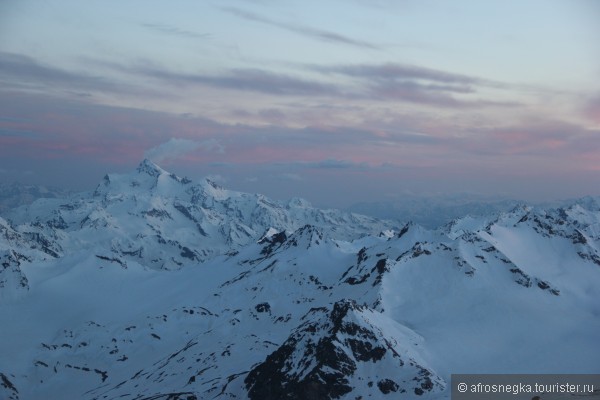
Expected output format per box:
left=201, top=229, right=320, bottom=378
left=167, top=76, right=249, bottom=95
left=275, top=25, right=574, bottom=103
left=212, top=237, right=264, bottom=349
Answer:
left=1, top=0, right=599, bottom=207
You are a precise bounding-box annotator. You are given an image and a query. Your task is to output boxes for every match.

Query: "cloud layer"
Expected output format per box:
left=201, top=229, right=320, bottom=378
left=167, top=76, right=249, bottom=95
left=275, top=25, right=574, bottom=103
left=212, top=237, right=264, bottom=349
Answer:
left=1, top=1, right=598, bottom=204
left=1, top=90, right=598, bottom=203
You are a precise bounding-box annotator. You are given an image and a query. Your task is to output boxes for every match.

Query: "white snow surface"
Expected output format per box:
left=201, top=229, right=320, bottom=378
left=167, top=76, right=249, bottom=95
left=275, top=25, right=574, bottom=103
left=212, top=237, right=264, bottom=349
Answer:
left=0, top=160, right=599, bottom=399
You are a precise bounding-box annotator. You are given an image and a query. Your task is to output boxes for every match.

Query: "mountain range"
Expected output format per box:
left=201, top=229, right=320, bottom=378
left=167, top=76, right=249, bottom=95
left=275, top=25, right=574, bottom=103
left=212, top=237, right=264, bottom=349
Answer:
left=0, top=182, right=69, bottom=214
left=1, top=160, right=599, bottom=399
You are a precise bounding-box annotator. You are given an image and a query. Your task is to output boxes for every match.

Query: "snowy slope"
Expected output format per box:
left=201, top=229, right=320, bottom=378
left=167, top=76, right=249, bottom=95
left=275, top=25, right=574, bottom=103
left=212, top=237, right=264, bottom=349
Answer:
left=0, top=161, right=599, bottom=400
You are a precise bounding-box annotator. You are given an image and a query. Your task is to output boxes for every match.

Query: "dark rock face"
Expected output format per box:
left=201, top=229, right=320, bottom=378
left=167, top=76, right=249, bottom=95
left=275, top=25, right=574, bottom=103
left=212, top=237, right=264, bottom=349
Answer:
left=283, top=225, right=324, bottom=250
left=397, top=224, right=410, bottom=238
left=570, top=230, right=587, bottom=245
left=0, top=250, right=29, bottom=295
left=21, top=231, right=61, bottom=258
left=136, top=159, right=163, bottom=178
left=344, top=274, right=369, bottom=285
left=372, top=259, right=389, bottom=287
left=259, top=231, right=287, bottom=256
left=179, top=246, right=197, bottom=260
left=255, top=302, right=271, bottom=313
left=377, top=378, right=399, bottom=394
left=143, top=208, right=173, bottom=220
left=245, top=301, right=359, bottom=400
left=244, top=300, right=443, bottom=399
left=0, top=372, right=19, bottom=400
left=341, top=249, right=392, bottom=293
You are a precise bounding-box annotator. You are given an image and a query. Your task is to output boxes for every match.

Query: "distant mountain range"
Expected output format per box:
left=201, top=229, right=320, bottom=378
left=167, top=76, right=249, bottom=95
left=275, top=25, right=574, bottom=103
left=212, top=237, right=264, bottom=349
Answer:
left=1, top=160, right=599, bottom=399
left=0, top=182, right=70, bottom=214
left=345, top=193, right=593, bottom=229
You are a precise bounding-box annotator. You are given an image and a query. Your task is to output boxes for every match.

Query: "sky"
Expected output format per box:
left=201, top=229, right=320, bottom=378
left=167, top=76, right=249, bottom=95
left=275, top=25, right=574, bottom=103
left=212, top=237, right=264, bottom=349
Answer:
left=1, top=0, right=599, bottom=208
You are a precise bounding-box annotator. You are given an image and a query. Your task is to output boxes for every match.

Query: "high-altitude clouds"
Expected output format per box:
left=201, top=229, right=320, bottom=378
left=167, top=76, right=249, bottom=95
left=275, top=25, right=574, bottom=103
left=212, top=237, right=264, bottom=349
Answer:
left=221, top=7, right=380, bottom=50
left=0, top=52, right=117, bottom=93
left=67, top=55, right=516, bottom=109
left=141, top=23, right=210, bottom=39
left=1, top=0, right=598, bottom=203
left=129, top=65, right=341, bottom=97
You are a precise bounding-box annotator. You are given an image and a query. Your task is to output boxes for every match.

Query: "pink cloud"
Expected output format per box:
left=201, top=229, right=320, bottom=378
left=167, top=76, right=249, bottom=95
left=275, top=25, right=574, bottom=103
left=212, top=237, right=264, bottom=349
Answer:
left=2, top=90, right=599, bottom=202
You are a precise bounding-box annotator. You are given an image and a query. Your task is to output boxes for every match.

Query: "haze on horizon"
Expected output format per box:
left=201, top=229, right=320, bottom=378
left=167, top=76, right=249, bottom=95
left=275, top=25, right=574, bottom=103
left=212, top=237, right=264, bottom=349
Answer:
left=0, top=0, right=599, bottom=208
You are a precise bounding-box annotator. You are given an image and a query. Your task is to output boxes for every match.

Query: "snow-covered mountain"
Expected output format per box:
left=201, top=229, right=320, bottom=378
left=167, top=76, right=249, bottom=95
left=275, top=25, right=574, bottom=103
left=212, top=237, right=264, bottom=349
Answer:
left=1, top=160, right=599, bottom=400
left=4, top=159, right=397, bottom=271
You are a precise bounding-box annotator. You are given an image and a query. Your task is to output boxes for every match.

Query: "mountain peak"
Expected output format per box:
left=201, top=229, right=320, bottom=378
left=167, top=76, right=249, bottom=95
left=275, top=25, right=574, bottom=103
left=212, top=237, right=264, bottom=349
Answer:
left=136, top=158, right=166, bottom=177
left=283, top=224, right=325, bottom=250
